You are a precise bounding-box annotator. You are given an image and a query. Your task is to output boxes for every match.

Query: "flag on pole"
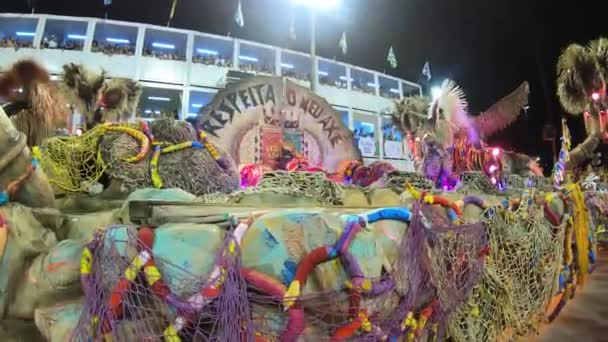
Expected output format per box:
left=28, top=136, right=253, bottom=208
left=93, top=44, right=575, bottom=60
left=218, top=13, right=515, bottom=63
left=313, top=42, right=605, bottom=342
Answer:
left=422, top=61, right=432, bottom=81
left=387, top=46, right=397, bottom=69
left=235, top=0, right=245, bottom=28
left=104, top=0, right=111, bottom=5
left=167, top=0, right=178, bottom=26
left=339, top=32, right=347, bottom=54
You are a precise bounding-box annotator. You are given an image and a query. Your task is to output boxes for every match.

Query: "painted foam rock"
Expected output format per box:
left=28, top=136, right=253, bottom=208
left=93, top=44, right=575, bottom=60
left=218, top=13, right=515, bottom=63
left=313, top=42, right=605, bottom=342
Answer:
left=100, top=223, right=227, bottom=297
left=10, top=239, right=82, bottom=319
left=0, top=319, right=45, bottom=341
left=35, top=300, right=83, bottom=342
left=0, top=204, right=58, bottom=319
left=238, top=192, right=323, bottom=207
left=197, top=77, right=361, bottom=172
left=63, top=209, right=120, bottom=241
left=240, top=209, right=407, bottom=294
left=367, top=188, right=402, bottom=207
left=0, top=107, right=55, bottom=209
left=342, top=188, right=369, bottom=207
left=119, top=188, right=198, bottom=223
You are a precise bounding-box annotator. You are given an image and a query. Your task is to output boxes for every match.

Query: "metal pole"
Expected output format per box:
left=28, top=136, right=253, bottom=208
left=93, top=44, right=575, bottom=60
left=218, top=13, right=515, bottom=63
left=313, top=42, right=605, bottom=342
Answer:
left=310, top=8, right=317, bottom=92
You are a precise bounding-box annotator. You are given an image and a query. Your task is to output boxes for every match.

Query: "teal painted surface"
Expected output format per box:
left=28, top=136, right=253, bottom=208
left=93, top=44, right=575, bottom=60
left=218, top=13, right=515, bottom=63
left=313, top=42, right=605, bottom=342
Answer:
left=240, top=209, right=408, bottom=293
left=153, top=223, right=226, bottom=295
left=125, top=188, right=197, bottom=202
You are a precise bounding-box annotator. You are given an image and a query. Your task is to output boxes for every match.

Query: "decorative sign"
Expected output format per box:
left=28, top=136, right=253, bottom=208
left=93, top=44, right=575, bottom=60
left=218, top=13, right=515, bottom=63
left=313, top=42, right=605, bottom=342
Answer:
left=198, top=77, right=361, bottom=171
left=384, top=140, right=403, bottom=159
left=358, top=137, right=376, bottom=157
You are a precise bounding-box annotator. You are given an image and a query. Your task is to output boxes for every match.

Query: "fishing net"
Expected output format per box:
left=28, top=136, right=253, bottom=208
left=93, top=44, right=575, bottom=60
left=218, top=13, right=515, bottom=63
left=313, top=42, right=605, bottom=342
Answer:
left=35, top=119, right=239, bottom=195
left=585, top=192, right=608, bottom=245
left=457, top=171, right=500, bottom=195
left=201, top=171, right=345, bottom=205
left=383, top=171, right=435, bottom=193
left=359, top=202, right=487, bottom=341
left=71, top=225, right=253, bottom=342
left=71, top=202, right=491, bottom=341
left=33, top=127, right=108, bottom=193
left=448, top=201, right=567, bottom=341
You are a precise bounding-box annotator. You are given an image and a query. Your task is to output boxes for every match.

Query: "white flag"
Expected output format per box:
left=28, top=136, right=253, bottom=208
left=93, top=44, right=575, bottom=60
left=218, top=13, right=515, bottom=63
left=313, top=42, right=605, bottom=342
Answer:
left=387, top=46, right=397, bottom=69
left=422, top=61, right=431, bottom=81
left=339, top=32, right=347, bottom=54
left=289, top=16, right=296, bottom=40
left=234, top=0, right=244, bottom=27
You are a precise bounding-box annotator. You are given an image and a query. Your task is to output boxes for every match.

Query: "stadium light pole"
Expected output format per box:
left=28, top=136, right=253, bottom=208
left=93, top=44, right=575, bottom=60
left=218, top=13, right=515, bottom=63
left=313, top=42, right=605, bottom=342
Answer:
left=290, top=0, right=341, bottom=92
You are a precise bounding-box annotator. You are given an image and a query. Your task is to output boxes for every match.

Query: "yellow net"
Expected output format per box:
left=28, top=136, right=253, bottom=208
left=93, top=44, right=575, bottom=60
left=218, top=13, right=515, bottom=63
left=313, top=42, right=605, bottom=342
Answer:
left=33, top=120, right=240, bottom=196
left=33, top=127, right=108, bottom=193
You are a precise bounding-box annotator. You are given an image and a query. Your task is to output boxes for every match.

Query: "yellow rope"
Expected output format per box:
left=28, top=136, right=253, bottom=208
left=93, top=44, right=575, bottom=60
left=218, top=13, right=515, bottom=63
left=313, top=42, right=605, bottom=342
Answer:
left=566, top=184, right=591, bottom=284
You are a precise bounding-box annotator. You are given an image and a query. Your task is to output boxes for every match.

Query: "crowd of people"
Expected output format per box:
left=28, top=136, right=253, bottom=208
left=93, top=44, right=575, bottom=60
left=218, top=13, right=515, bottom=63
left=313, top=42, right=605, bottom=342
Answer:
left=351, top=81, right=377, bottom=95
left=143, top=47, right=186, bottom=61
left=319, top=76, right=348, bottom=89
left=239, top=62, right=274, bottom=74
left=91, top=40, right=135, bottom=56
left=192, top=54, right=232, bottom=67
left=0, top=36, right=34, bottom=49
left=41, top=35, right=83, bottom=50
left=379, top=86, right=402, bottom=99
left=281, top=70, right=311, bottom=83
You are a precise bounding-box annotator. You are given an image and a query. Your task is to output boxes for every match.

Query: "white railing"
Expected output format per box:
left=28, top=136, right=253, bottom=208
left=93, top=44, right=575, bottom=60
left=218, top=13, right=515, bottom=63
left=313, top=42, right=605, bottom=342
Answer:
left=0, top=12, right=420, bottom=169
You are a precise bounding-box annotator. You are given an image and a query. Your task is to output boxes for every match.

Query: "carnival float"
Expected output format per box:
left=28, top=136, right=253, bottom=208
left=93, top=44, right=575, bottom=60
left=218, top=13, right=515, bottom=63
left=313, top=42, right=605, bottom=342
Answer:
left=0, top=34, right=607, bottom=341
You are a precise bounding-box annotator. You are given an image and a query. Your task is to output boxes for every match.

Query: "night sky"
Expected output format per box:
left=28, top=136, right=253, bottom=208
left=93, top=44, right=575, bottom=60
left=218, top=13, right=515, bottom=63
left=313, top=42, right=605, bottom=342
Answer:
left=1, top=0, right=604, bottom=168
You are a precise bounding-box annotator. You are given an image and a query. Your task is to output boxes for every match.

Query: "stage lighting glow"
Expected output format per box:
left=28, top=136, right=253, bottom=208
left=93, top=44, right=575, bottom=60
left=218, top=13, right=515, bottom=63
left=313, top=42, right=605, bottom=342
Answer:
left=16, top=32, right=36, bottom=37
left=281, top=63, right=294, bottom=69
left=489, top=164, right=498, bottom=173
left=592, top=92, right=600, bottom=101
left=197, top=48, right=218, bottom=55
left=390, top=88, right=400, bottom=94
left=67, top=34, right=87, bottom=40
left=318, top=71, right=329, bottom=76
left=191, top=103, right=203, bottom=108
left=106, top=38, right=130, bottom=44
left=290, top=0, right=340, bottom=9
left=367, top=82, right=378, bottom=87
left=431, top=86, right=442, bottom=100
left=152, top=42, right=175, bottom=49
left=239, top=55, right=258, bottom=62
left=492, top=148, right=500, bottom=157
left=148, top=96, right=171, bottom=101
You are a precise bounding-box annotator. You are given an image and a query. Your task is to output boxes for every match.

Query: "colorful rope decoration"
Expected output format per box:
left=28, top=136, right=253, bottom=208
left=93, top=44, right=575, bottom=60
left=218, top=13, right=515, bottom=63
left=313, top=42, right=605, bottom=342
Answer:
left=75, top=183, right=591, bottom=342
left=1, top=157, right=38, bottom=262
left=405, top=183, right=462, bottom=224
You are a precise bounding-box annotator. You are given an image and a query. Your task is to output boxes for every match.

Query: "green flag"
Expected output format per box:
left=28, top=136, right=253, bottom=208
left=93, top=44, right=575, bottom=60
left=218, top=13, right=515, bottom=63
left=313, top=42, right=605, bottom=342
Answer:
left=387, top=46, right=397, bottom=69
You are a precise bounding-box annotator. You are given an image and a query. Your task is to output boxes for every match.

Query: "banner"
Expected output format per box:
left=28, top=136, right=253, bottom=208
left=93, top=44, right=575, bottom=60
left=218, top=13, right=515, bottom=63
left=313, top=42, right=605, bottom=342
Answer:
left=358, top=137, right=376, bottom=157
left=384, top=140, right=403, bottom=159
left=260, top=126, right=283, bottom=167
left=198, top=77, right=361, bottom=171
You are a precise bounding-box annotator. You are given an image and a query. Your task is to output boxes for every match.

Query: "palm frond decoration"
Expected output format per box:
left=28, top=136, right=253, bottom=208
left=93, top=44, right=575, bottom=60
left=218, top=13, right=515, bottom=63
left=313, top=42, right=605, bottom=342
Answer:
left=428, top=79, right=468, bottom=124
left=556, top=43, right=602, bottom=114
left=473, top=81, right=530, bottom=139
left=588, top=37, right=608, bottom=78
left=393, top=95, right=431, bottom=135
